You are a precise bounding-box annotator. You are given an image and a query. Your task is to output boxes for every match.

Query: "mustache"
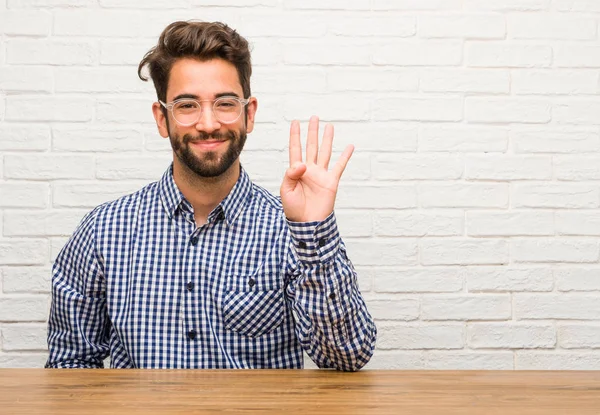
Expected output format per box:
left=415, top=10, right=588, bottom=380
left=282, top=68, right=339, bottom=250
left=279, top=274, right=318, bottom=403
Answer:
left=182, top=130, right=236, bottom=143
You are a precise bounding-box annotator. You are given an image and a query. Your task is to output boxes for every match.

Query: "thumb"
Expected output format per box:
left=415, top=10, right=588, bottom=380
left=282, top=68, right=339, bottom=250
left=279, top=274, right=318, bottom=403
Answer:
left=280, top=162, right=306, bottom=194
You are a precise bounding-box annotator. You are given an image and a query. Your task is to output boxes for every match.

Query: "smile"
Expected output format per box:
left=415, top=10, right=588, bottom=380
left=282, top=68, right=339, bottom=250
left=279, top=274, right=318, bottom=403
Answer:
left=189, top=140, right=227, bottom=150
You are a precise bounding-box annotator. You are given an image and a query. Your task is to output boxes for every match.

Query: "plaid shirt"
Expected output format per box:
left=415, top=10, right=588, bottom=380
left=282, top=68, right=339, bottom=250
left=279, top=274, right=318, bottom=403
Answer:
left=46, top=164, right=376, bottom=371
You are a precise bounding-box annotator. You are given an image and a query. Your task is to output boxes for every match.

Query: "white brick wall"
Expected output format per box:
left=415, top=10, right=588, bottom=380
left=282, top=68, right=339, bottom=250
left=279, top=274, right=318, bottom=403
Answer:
left=1, top=0, right=600, bottom=370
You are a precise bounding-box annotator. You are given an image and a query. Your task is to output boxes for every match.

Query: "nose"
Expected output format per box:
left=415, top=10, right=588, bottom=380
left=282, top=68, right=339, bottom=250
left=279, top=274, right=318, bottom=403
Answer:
left=194, top=103, right=221, bottom=133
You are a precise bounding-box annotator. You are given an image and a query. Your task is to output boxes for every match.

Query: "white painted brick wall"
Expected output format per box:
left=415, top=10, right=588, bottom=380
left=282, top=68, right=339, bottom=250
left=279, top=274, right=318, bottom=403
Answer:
left=1, top=0, right=600, bottom=370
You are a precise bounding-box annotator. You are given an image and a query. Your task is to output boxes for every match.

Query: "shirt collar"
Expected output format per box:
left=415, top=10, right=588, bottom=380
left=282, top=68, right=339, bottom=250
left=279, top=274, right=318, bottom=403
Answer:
left=159, top=163, right=252, bottom=227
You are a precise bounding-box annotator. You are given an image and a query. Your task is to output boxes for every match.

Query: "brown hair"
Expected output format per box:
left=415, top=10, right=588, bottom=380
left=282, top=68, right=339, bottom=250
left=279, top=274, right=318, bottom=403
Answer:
left=138, top=20, right=252, bottom=103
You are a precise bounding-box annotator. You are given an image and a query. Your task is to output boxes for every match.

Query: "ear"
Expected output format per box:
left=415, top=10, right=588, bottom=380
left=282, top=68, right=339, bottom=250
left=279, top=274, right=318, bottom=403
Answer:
left=152, top=102, right=169, bottom=138
left=245, top=97, right=258, bottom=134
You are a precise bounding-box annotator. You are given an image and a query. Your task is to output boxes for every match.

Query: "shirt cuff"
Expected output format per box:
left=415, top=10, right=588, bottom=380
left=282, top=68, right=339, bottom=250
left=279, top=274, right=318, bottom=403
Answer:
left=286, top=211, right=341, bottom=265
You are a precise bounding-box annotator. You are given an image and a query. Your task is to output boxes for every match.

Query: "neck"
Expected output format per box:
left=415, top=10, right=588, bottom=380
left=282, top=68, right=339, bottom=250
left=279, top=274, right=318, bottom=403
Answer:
left=172, top=158, right=240, bottom=226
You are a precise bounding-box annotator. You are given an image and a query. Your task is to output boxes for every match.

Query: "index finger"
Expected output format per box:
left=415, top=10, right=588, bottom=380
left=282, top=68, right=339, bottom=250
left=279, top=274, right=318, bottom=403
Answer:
left=289, top=120, right=302, bottom=167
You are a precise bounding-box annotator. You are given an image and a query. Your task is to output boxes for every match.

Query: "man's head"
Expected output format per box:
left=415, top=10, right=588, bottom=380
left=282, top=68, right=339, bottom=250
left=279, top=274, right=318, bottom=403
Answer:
left=139, top=21, right=257, bottom=178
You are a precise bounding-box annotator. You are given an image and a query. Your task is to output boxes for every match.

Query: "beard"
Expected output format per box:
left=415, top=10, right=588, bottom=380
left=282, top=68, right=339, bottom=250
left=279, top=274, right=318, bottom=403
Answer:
left=168, top=126, right=247, bottom=178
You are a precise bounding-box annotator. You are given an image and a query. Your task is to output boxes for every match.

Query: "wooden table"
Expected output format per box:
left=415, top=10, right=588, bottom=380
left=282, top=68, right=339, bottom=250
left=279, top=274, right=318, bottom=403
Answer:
left=1, top=369, right=600, bottom=414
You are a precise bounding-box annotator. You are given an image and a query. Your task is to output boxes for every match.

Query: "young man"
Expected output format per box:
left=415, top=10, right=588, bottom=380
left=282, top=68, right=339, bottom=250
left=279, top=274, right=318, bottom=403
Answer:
left=46, top=21, right=376, bottom=371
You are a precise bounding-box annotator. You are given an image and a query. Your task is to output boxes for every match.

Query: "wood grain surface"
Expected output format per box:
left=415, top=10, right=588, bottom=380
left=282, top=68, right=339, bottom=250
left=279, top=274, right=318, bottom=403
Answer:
left=1, top=369, right=600, bottom=414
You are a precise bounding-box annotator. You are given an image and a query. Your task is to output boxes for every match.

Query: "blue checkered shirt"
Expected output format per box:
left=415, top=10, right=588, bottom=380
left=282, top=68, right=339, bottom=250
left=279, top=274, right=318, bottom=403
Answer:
left=46, top=164, right=376, bottom=371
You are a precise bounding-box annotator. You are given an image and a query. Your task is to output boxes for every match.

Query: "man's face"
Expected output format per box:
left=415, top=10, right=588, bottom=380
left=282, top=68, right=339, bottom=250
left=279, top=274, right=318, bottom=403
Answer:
left=153, top=58, right=257, bottom=178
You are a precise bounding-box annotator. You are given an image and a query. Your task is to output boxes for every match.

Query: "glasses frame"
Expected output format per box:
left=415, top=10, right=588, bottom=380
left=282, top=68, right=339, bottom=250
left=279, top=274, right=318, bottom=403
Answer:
left=159, top=96, right=250, bottom=126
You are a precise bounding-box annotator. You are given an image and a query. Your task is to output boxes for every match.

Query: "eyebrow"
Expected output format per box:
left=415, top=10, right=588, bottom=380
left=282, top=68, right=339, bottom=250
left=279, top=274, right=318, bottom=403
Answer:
left=172, top=92, right=241, bottom=101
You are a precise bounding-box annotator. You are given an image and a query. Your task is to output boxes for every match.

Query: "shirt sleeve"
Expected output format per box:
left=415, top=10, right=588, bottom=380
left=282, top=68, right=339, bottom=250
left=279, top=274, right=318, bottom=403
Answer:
left=284, top=212, right=377, bottom=371
left=45, top=207, right=110, bottom=369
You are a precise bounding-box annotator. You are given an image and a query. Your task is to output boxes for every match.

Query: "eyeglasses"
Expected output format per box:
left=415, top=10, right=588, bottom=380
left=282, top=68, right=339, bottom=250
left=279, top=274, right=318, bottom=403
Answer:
left=159, top=96, right=250, bottom=126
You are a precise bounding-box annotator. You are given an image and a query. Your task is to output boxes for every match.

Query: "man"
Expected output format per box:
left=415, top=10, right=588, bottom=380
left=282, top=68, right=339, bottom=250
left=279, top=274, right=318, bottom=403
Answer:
left=46, top=21, right=376, bottom=371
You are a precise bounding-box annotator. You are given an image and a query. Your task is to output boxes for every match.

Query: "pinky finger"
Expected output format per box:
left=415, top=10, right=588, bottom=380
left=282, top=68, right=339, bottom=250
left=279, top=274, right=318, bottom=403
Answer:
left=332, top=144, right=354, bottom=180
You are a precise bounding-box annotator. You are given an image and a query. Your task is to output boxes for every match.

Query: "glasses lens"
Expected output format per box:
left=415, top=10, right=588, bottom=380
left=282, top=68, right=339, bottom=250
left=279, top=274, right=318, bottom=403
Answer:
left=172, top=100, right=201, bottom=125
left=213, top=97, right=243, bottom=124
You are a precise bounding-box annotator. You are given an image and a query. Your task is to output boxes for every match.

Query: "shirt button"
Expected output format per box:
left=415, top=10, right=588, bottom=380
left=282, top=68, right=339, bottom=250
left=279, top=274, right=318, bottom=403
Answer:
left=329, top=292, right=336, bottom=301
left=318, top=238, right=328, bottom=247
left=298, top=241, right=307, bottom=249
left=187, top=329, right=197, bottom=340
left=186, top=282, right=194, bottom=292
left=190, top=236, right=198, bottom=246
left=248, top=278, right=256, bottom=288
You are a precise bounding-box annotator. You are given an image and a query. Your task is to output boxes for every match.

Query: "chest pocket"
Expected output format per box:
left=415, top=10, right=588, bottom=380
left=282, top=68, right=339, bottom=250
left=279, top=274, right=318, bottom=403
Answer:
left=223, top=265, right=286, bottom=338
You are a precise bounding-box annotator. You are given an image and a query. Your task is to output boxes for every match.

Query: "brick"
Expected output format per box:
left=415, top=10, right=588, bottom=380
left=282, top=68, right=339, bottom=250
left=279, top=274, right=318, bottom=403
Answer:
left=373, top=155, right=462, bottom=180
left=517, top=352, right=600, bottom=370
left=421, top=69, right=509, bottom=94
left=372, top=0, right=461, bottom=10
left=466, top=267, right=553, bottom=292
left=512, top=239, right=600, bottom=263
left=53, top=182, right=145, bottom=208
left=512, top=70, right=599, bottom=95
left=100, top=0, right=190, bottom=7
left=516, top=294, right=600, bottom=320
left=100, top=41, right=150, bottom=66
left=559, top=324, right=600, bottom=349
left=368, top=299, right=419, bottom=321
left=354, top=267, right=373, bottom=292
left=512, top=127, right=600, bottom=153
left=468, top=323, right=555, bottom=349
left=253, top=68, right=326, bottom=94
left=3, top=210, right=87, bottom=237
left=97, top=99, right=154, bottom=124
left=377, top=323, right=464, bottom=350
left=335, top=210, right=373, bottom=238
left=364, top=352, right=424, bottom=370
left=0, top=10, right=51, bottom=35
left=191, top=0, right=275, bottom=6
left=5, top=155, right=95, bottom=180
left=53, top=126, right=143, bottom=153
left=419, top=125, right=508, bottom=153
left=1, top=324, right=47, bottom=351
left=374, top=268, right=463, bottom=293
left=329, top=16, right=415, bottom=37
left=2, top=266, right=51, bottom=293
left=95, top=156, right=171, bottom=181
left=251, top=94, right=280, bottom=123
left=424, top=352, right=513, bottom=370
left=337, top=185, right=416, bottom=209
left=465, top=0, right=549, bottom=10
left=422, top=295, right=511, bottom=321
left=0, top=240, right=48, bottom=266
left=237, top=13, right=327, bottom=38
left=509, top=15, right=597, bottom=40
left=556, top=268, right=600, bottom=292
left=330, top=152, right=370, bottom=182
left=283, top=95, right=370, bottom=122
left=6, top=97, right=93, bottom=122
left=7, top=39, right=97, bottom=65
left=344, top=239, right=418, bottom=266
left=554, top=100, right=600, bottom=125
left=0, top=183, right=49, bottom=208
left=466, top=97, right=551, bottom=123
left=421, top=239, right=509, bottom=266
left=513, top=184, right=599, bottom=209
left=0, top=296, right=48, bottom=321
left=240, top=152, right=287, bottom=182
left=55, top=67, right=151, bottom=94
left=328, top=68, right=418, bottom=93
left=0, top=66, right=52, bottom=93
left=247, top=39, right=281, bottom=67
left=0, top=125, right=49, bottom=151
left=143, top=129, right=173, bottom=153
left=0, top=353, right=48, bottom=369
left=557, top=212, right=600, bottom=236
left=284, top=0, right=370, bottom=9
left=466, top=155, right=551, bottom=180
left=54, top=10, right=148, bottom=37
left=419, top=14, right=505, bottom=39
left=555, top=44, right=600, bottom=68
left=467, top=211, right=554, bottom=237
left=466, top=42, right=552, bottom=68
left=282, top=40, right=370, bottom=66
left=7, top=0, right=94, bottom=6
left=556, top=0, right=600, bottom=12
left=555, top=156, right=600, bottom=181
left=420, top=183, right=508, bottom=209
left=331, top=122, right=418, bottom=152
left=374, top=211, right=463, bottom=237
left=374, top=97, right=463, bottom=122
left=373, top=41, right=462, bottom=66
left=51, top=237, right=69, bottom=263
